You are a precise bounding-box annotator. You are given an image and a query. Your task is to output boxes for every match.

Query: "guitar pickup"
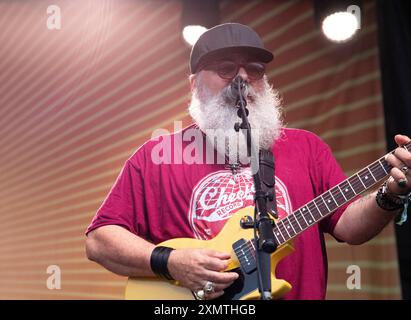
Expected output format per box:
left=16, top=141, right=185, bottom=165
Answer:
left=232, top=239, right=257, bottom=274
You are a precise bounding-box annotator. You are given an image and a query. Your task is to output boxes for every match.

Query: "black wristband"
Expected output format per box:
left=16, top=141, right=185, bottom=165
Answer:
left=150, top=246, right=175, bottom=280
left=376, top=182, right=405, bottom=211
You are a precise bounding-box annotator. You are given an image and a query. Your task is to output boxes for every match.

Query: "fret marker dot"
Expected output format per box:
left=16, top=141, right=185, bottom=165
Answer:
left=287, top=226, right=290, bottom=229
left=276, top=233, right=280, bottom=236
left=365, top=176, right=368, bottom=180
left=328, top=200, right=331, bottom=203
left=345, top=188, right=349, bottom=192
left=302, top=208, right=306, bottom=211
left=309, top=220, right=312, bottom=223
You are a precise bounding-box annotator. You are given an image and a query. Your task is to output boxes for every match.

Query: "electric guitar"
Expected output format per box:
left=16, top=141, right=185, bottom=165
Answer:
left=124, top=142, right=411, bottom=300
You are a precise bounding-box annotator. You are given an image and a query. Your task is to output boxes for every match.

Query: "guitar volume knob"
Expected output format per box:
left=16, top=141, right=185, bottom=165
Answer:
left=240, top=215, right=254, bottom=229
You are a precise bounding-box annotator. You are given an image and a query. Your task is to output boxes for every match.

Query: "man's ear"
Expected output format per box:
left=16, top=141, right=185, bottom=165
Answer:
left=189, top=74, right=196, bottom=91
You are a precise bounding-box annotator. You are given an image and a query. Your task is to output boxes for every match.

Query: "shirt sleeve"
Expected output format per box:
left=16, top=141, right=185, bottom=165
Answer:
left=85, top=159, right=145, bottom=236
left=314, top=138, right=360, bottom=241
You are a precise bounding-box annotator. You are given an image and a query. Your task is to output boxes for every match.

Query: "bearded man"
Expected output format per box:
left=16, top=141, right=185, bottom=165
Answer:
left=85, top=23, right=411, bottom=300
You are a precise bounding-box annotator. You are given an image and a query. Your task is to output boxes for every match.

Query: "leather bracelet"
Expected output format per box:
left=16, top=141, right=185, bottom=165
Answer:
left=150, top=246, right=175, bottom=280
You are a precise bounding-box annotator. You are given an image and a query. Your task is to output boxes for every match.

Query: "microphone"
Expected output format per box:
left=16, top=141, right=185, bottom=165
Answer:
left=225, top=76, right=248, bottom=105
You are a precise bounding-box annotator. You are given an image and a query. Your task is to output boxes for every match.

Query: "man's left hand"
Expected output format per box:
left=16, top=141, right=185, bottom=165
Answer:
left=385, top=134, right=411, bottom=195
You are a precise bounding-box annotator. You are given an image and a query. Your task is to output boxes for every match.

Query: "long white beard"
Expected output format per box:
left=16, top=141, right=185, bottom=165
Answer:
left=188, top=75, right=283, bottom=165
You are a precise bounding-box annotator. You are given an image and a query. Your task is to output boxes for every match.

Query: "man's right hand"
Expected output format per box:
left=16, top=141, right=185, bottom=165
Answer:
left=167, top=248, right=239, bottom=300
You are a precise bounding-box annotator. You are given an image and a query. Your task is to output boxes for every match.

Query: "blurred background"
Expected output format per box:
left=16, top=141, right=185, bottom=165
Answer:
left=0, top=0, right=410, bottom=299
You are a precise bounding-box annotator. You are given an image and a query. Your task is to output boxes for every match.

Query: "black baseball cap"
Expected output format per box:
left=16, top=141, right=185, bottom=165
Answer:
left=189, top=23, right=274, bottom=74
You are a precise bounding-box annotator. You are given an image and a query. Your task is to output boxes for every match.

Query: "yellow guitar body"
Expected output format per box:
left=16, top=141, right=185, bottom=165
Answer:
left=125, top=206, right=294, bottom=300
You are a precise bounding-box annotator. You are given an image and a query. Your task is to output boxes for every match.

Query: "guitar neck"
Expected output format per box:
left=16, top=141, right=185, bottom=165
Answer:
left=271, top=141, right=411, bottom=245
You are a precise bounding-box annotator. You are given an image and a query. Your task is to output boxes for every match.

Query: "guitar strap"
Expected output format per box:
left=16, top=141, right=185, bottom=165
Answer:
left=258, top=149, right=278, bottom=219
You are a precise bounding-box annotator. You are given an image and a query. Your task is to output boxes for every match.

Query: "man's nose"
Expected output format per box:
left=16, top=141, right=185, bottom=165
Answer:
left=237, top=66, right=249, bottom=81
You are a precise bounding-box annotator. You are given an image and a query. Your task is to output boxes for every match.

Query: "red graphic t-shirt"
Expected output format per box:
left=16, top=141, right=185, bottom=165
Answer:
left=86, top=126, right=354, bottom=300
left=188, top=169, right=292, bottom=240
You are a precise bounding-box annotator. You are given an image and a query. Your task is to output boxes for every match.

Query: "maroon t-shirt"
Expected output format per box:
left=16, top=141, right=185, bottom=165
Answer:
left=86, top=126, right=353, bottom=299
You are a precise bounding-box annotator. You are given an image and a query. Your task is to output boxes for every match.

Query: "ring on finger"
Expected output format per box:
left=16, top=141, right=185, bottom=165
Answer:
left=203, top=281, right=215, bottom=294
left=401, top=166, right=410, bottom=175
left=398, top=178, right=408, bottom=188
left=194, top=289, right=205, bottom=300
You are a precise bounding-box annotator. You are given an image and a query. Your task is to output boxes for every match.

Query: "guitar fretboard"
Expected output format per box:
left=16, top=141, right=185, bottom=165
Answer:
left=270, top=141, right=411, bottom=245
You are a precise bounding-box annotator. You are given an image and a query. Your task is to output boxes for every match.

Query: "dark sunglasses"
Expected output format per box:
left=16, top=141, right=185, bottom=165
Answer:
left=201, top=60, right=266, bottom=81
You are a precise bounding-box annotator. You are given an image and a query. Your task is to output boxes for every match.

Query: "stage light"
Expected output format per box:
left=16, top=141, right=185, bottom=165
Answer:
left=322, top=11, right=359, bottom=42
left=182, top=25, right=207, bottom=46
left=181, top=0, right=219, bottom=46
left=314, top=0, right=362, bottom=43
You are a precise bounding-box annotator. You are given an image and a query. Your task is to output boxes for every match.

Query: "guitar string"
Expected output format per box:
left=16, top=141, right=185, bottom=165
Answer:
left=273, top=155, right=393, bottom=243
left=276, top=175, right=375, bottom=243
left=288, top=160, right=388, bottom=230
left=280, top=162, right=389, bottom=242
left=232, top=143, right=410, bottom=251
left=234, top=166, right=387, bottom=259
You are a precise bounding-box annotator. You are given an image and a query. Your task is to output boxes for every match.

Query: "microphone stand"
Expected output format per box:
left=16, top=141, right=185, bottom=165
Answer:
left=232, top=76, right=278, bottom=300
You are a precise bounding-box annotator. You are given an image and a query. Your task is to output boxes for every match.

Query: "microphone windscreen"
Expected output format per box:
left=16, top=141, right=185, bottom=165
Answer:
left=225, top=76, right=248, bottom=105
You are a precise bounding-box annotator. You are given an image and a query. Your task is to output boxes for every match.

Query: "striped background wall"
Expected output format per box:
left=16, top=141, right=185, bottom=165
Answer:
left=0, top=0, right=401, bottom=299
